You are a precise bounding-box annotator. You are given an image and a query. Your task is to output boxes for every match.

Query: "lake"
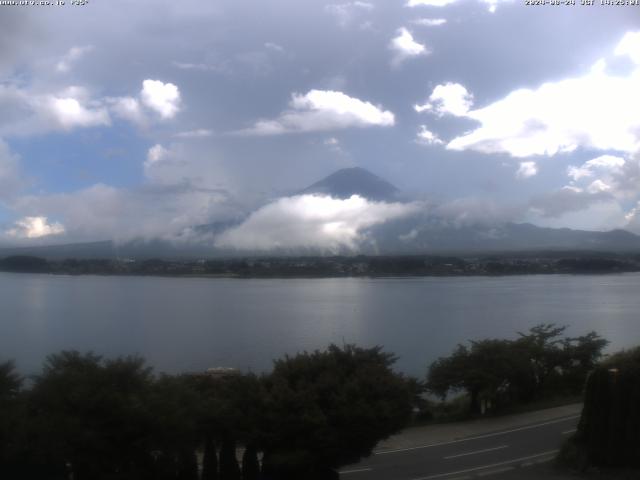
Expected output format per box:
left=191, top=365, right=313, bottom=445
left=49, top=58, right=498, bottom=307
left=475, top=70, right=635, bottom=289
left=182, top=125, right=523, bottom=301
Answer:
left=1, top=272, right=639, bottom=377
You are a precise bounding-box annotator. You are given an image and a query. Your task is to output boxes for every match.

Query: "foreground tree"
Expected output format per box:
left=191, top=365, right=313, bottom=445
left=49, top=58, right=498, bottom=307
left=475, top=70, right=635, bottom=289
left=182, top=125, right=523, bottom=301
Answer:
left=571, top=346, right=640, bottom=468
left=0, top=361, right=24, bottom=476
left=260, top=344, right=415, bottom=479
left=26, top=351, right=160, bottom=479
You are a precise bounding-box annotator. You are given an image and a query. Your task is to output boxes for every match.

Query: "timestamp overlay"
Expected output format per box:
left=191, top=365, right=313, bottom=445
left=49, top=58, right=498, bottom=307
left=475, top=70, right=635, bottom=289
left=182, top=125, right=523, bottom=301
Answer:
left=0, top=0, right=89, bottom=6
left=525, top=0, right=639, bottom=5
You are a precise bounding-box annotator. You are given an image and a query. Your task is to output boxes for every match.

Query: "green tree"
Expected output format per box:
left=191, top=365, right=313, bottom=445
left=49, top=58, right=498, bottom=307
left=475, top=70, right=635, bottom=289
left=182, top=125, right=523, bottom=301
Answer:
left=260, top=344, right=414, bottom=479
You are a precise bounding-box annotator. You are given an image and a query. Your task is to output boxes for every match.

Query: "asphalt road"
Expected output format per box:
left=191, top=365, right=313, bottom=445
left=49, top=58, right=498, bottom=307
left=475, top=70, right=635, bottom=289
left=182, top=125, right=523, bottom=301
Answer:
left=339, top=413, right=579, bottom=480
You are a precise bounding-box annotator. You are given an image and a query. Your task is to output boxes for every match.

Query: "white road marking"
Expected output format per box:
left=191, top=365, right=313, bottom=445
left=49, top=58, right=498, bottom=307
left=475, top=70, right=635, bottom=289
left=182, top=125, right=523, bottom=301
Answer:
left=376, top=415, right=579, bottom=455
left=562, top=429, right=577, bottom=435
left=444, top=445, right=508, bottom=460
left=410, top=450, right=559, bottom=480
left=339, top=467, right=373, bottom=474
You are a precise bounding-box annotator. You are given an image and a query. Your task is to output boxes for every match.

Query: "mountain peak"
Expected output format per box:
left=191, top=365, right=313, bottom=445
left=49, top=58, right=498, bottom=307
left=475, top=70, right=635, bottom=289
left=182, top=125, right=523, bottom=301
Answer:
left=300, top=167, right=400, bottom=201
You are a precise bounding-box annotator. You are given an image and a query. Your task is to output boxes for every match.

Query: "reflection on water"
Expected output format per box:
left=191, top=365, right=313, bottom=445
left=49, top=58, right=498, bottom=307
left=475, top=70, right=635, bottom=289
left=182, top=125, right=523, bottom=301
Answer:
left=1, top=272, right=639, bottom=376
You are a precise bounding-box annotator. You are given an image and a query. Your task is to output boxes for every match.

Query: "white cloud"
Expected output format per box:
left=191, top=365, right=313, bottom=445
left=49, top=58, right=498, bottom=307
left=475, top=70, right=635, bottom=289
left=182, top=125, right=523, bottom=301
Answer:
left=0, top=78, right=186, bottom=136
left=6, top=216, right=65, bottom=239
left=43, top=96, right=111, bottom=130
left=615, top=31, right=640, bottom=65
left=389, top=28, right=428, bottom=66
left=445, top=33, right=640, bottom=157
left=55, top=45, right=93, bottom=73
left=411, top=18, right=447, bottom=27
left=241, top=89, right=395, bottom=135
left=174, top=129, right=213, bottom=138
left=416, top=125, right=443, bottom=145
left=516, top=161, right=537, bottom=179
left=108, top=96, right=147, bottom=126
left=407, top=0, right=457, bottom=6
left=146, top=144, right=169, bottom=167
left=325, top=2, right=374, bottom=28
left=406, top=0, right=512, bottom=11
left=586, top=179, right=611, bottom=194
left=10, top=183, right=235, bottom=244
left=140, top=79, right=181, bottom=119
left=415, top=82, right=473, bottom=116
left=216, top=194, right=419, bottom=252
left=567, top=155, right=625, bottom=181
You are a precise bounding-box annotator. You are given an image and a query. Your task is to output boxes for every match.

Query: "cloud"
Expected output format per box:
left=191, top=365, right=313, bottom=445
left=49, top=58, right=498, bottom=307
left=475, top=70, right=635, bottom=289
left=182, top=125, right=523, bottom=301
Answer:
left=407, top=0, right=457, bottom=6
left=172, top=61, right=231, bottom=74
left=146, top=144, right=170, bottom=167
left=43, top=96, right=110, bottom=130
left=406, top=0, right=512, bottom=11
left=264, top=42, right=285, bottom=53
left=140, top=79, right=181, bottom=119
left=6, top=216, right=65, bottom=239
left=529, top=186, right=611, bottom=218
left=240, top=89, right=395, bottom=135
left=444, top=32, right=640, bottom=157
left=567, top=155, right=625, bottom=182
left=11, top=183, right=235, bottom=244
left=108, top=96, right=147, bottom=126
left=325, top=2, right=374, bottom=28
left=0, top=78, right=184, bottom=137
left=216, top=194, right=419, bottom=251
left=516, top=161, right=537, bottom=179
left=416, top=125, right=443, bottom=145
left=415, top=82, right=473, bottom=116
left=389, top=28, right=428, bottom=66
left=615, top=31, right=640, bottom=65
left=411, top=18, right=447, bottom=27
left=174, top=129, right=213, bottom=138
left=0, top=85, right=112, bottom=134
left=55, top=45, right=94, bottom=73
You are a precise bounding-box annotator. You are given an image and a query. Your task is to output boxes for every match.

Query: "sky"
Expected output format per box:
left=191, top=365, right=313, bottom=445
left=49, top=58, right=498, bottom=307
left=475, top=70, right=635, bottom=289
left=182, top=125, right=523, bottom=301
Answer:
left=0, top=0, right=640, bottom=250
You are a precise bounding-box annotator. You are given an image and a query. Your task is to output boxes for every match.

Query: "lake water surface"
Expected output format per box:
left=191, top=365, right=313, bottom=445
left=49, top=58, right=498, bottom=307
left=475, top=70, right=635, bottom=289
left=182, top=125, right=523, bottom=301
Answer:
left=2, top=272, right=640, bottom=377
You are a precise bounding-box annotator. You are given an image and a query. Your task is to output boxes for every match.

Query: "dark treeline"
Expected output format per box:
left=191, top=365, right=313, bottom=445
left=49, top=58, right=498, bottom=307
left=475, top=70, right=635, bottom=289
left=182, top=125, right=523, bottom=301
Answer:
left=0, top=327, right=623, bottom=478
left=2, top=252, right=640, bottom=277
left=426, top=324, right=608, bottom=415
left=0, top=345, right=417, bottom=480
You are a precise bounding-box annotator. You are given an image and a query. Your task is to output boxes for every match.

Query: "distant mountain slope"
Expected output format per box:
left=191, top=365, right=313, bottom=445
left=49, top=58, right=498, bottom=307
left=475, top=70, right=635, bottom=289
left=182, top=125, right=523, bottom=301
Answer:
left=4, top=168, right=640, bottom=259
left=369, top=219, right=640, bottom=253
left=299, top=167, right=400, bottom=201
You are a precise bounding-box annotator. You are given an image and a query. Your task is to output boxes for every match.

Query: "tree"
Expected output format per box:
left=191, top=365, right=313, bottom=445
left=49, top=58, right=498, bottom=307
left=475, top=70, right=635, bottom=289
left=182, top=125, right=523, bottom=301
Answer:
left=260, top=344, right=414, bottom=479
left=219, top=437, right=241, bottom=480
left=27, top=351, right=158, bottom=479
left=427, top=325, right=610, bottom=416
left=574, top=347, right=640, bottom=468
left=201, top=436, right=218, bottom=480
left=427, top=340, right=529, bottom=414
left=0, top=361, right=24, bottom=476
left=241, top=444, right=260, bottom=480
left=516, top=323, right=569, bottom=396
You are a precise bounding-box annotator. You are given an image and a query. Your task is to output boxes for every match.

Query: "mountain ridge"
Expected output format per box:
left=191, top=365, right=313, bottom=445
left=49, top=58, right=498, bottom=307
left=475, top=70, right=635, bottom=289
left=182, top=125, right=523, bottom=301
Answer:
left=2, top=168, right=640, bottom=258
